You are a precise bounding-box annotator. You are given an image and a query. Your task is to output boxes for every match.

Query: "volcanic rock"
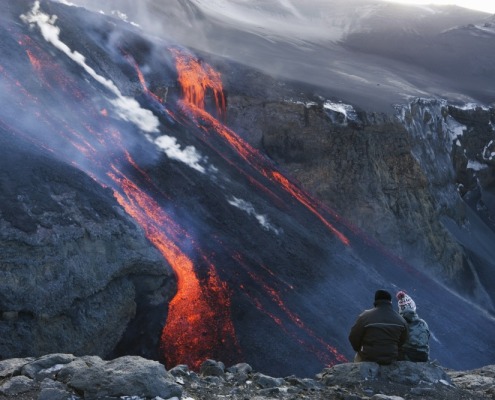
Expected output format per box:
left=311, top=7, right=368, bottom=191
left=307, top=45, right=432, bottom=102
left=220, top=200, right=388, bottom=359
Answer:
left=224, top=84, right=495, bottom=310
left=0, top=355, right=493, bottom=400
left=0, top=140, right=175, bottom=361
left=67, top=356, right=182, bottom=400
left=2, top=0, right=495, bottom=377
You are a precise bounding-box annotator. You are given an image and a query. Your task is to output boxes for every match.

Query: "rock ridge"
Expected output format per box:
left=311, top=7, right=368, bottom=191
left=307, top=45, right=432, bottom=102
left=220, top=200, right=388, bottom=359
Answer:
left=0, top=141, right=176, bottom=361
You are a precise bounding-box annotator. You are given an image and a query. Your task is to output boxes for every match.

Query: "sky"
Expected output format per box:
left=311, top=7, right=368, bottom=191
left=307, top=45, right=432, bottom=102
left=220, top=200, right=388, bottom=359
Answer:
left=384, top=0, right=495, bottom=14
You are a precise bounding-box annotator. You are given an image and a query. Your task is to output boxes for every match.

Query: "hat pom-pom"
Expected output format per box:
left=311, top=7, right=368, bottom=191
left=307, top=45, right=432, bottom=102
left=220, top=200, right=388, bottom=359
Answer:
left=396, top=291, right=406, bottom=300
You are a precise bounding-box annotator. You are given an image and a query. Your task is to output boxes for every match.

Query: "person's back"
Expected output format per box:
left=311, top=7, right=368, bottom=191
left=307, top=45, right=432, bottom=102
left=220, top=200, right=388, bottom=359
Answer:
left=349, top=290, right=408, bottom=365
left=396, top=291, right=430, bottom=362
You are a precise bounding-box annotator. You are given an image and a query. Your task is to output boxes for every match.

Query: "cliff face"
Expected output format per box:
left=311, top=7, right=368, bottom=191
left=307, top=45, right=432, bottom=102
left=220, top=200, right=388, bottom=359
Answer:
left=0, top=139, right=175, bottom=360
left=225, top=81, right=495, bottom=311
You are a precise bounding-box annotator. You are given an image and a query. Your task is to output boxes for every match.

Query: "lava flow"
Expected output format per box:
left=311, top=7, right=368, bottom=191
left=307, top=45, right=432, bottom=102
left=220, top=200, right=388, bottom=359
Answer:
left=171, top=49, right=350, bottom=246
left=109, top=168, right=240, bottom=370
left=7, top=0, right=349, bottom=373
left=12, top=28, right=240, bottom=370
left=170, top=48, right=348, bottom=364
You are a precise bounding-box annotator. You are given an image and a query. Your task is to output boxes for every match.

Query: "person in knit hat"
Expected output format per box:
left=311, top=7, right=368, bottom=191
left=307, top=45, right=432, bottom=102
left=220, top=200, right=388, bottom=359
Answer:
left=396, top=290, right=430, bottom=362
left=349, top=289, right=408, bottom=364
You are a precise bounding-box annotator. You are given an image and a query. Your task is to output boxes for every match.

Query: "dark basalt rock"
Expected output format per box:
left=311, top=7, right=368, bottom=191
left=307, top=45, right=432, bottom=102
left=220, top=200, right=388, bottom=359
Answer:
left=225, top=86, right=495, bottom=311
left=0, top=139, right=175, bottom=361
left=0, top=355, right=493, bottom=400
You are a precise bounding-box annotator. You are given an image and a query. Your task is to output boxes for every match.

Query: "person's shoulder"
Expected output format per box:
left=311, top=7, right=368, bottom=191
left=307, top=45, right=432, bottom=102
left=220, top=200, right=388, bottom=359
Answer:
left=418, top=318, right=429, bottom=328
left=357, top=307, right=374, bottom=318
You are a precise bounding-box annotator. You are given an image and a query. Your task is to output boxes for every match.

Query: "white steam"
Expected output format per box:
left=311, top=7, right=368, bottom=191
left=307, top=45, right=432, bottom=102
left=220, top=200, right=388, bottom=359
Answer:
left=20, top=1, right=159, bottom=133
left=228, top=197, right=281, bottom=234
left=154, top=136, right=206, bottom=174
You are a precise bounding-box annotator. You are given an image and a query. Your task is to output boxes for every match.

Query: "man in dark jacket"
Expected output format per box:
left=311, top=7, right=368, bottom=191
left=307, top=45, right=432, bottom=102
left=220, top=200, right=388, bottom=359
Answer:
left=348, top=289, right=408, bottom=364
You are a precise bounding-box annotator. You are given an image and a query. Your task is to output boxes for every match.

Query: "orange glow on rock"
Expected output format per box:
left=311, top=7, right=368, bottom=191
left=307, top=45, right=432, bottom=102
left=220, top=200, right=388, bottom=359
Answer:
left=109, top=168, right=240, bottom=370
left=171, top=48, right=226, bottom=119
left=270, top=171, right=350, bottom=246
left=171, top=48, right=349, bottom=246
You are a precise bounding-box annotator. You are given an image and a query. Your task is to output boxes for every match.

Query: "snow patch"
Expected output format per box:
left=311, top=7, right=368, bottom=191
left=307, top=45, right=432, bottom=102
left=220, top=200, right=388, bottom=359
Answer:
left=444, top=116, right=466, bottom=142
left=56, top=0, right=76, bottom=6
left=155, top=135, right=206, bottom=173
left=467, top=160, right=488, bottom=171
left=21, top=1, right=158, bottom=133
left=483, top=140, right=495, bottom=162
left=323, top=100, right=358, bottom=123
left=228, top=197, right=281, bottom=234
left=286, top=99, right=318, bottom=108
left=111, top=10, right=141, bottom=27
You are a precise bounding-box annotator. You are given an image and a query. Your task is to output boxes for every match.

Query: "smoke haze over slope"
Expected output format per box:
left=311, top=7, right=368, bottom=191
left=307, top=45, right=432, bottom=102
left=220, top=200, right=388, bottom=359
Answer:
left=61, top=0, right=495, bottom=111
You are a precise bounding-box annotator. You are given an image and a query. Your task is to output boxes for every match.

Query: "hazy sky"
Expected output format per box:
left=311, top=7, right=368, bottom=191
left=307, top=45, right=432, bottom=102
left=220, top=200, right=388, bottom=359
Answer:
left=385, top=0, right=495, bottom=14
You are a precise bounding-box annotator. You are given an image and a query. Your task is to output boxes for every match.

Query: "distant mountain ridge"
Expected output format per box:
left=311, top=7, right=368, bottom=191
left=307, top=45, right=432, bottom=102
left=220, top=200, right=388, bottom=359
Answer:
left=68, top=0, right=495, bottom=110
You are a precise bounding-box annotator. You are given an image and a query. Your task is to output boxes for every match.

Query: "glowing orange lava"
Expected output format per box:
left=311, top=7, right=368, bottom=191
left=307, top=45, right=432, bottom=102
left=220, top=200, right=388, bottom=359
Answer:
left=171, top=49, right=349, bottom=246
left=109, top=168, right=240, bottom=369
left=14, top=36, right=240, bottom=370
left=234, top=253, right=348, bottom=365
left=171, top=48, right=226, bottom=119
left=171, top=48, right=349, bottom=365
left=9, top=30, right=349, bottom=370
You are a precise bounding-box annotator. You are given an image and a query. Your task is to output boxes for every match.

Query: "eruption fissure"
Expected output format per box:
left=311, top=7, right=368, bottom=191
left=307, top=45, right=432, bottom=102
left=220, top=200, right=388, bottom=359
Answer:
left=171, top=48, right=226, bottom=120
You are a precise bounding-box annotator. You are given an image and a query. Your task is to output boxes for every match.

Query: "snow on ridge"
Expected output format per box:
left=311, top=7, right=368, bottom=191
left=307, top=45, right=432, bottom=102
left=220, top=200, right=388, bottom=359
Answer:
left=323, top=100, right=358, bottom=122
left=21, top=1, right=158, bottom=133
left=467, top=159, right=488, bottom=171
left=55, top=0, right=76, bottom=6
left=458, top=102, right=490, bottom=111
left=110, top=10, right=140, bottom=27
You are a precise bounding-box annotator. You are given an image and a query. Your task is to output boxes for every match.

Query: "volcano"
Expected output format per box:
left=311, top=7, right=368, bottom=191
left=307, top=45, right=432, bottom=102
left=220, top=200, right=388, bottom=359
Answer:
left=0, top=0, right=494, bottom=377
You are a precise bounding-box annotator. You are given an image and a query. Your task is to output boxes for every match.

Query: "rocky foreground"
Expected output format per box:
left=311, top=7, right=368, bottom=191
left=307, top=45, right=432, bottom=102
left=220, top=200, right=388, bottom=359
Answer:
left=0, top=355, right=493, bottom=400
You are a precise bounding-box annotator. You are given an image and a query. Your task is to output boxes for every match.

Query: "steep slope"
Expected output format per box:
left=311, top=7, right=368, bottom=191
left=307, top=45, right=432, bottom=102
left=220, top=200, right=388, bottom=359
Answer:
left=67, top=0, right=495, bottom=110
left=0, top=0, right=494, bottom=378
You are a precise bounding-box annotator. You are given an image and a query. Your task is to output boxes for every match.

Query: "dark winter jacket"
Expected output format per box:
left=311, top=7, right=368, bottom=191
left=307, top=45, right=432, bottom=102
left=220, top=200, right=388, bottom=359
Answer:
left=348, top=300, right=408, bottom=364
left=399, top=310, right=430, bottom=362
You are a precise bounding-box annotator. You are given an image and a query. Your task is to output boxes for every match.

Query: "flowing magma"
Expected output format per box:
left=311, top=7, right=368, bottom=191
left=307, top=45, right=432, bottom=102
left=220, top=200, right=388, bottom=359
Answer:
left=5, top=9, right=349, bottom=370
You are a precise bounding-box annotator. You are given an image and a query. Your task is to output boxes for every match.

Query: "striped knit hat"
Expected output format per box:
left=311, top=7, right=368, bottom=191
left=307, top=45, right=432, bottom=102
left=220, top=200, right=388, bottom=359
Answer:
left=396, top=291, right=416, bottom=313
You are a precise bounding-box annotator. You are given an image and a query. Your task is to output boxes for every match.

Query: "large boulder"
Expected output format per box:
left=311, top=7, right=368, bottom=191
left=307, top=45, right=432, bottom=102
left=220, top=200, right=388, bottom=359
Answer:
left=320, top=361, right=452, bottom=387
left=0, top=141, right=175, bottom=360
left=67, top=355, right=182, bottom=400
